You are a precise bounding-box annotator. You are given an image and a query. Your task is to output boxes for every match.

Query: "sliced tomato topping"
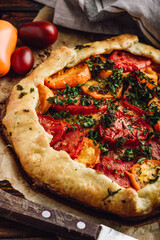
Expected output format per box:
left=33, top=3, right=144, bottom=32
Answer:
left=148, top=97, right=160, bottom=133
left=122, top=101, right=144, bottom=116
left=109, top=50, right=152, bottom=72
left=81, top=79, right=123, bottom=100
left=53, top=124, right=85, bottom=159
left=36, top=84, right=54, bottom=114
left=75, top=138, right=100, bottom=168
left=149, top=140, right=160, bottom=160
left=136, top=67, right=158, bottom=90
left=95, top=157, right=134, bottom=188
left=45, top=63, right=91, bottom=89
left=99, top=110, right=150, bottom=145
left=130, top=159, right=160, bottom=188
left=38, top=113, right=85, bottom=159
left=38, top=113, right=66, bottom=146
left=52, top=103, right=108, bottom=115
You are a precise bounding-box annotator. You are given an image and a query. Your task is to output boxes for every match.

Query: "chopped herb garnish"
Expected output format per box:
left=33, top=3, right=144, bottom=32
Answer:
left=100, top=112, right=115, bottom=128
left=66, top=125, right=78, bottom=132
left=123, top=71, right=156, bottom=110
left=30, top=88, right=35, bottom=93
left=18, top=92, right=27, bottom=98
left=116, top=137, right=128, bottom=149
left=103, top=188, right=121, bottom=201
left=75, top=44, right=90, bottom=50
left=47, top=97, right=55, bottom=104
left=85, top=55, right=115, bottom=79
left=17, top=85, right=23, bottom=91
left=63, top=67, right=67, bottom=73
left=137, top=157, right=146, bottom=164
left=149, top=174, right=159, bottom=184
left=120, top=173, right=124, bottom=178
left=122, top=148, right=135, bottom=161
left=23, top=109, right=29, bottom=112
left=98, top=141, right=109, bottom=155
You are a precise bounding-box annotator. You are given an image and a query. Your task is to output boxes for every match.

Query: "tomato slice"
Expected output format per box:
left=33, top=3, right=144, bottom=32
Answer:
left=37, top=84, right=54, bottom=114
left=81, top=79, right=123, bottom=100
left=38, top=113, right=85, bottom=159
left=95, top=157, right=134, bottom=188
left=148, top=97, right=160, bottom=133
left=130, top=159, right=160, bottom=188
left=75, top=138, right=100, bottom=168
left=136, top=67, right=158, bottom=90
left=52, top=103, right=108, bottom=115
left=109, top=50, right=152, bottom=72
left=45, top=63, right=91, bottom=89
left=38, top=113, right=66, bottom=146
left=53, top=124, right=85, bottom=159
left=149, top=140, right=160, bottom=160
left=99, top=110, right=150, bottom=145
left=122, top=101, right=144, bottom=116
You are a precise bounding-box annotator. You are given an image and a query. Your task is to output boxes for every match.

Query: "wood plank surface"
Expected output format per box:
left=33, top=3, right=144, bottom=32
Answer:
left=0, top=1, right=59, bottom=238
left=0, top=0, right=43, bottom=12
left=0, top=0, right=43, bottom=28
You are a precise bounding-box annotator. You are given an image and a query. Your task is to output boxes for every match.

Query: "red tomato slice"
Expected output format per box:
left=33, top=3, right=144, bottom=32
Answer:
left=38, top=113, right=66, bottom=146
left=122, top=101, right=144, bottom=116
left=95, top=157, right=134, bottom=188
left=52, top=103, right=108, bottom=115
left=38, top=113, right=85, bottom=159
left=149, top=140, right=160, bottom=160
left=99, top=110, right=150, bottom=145
left=109, top=50, right=152, bottom=72
left=53, top=125, right=85, bottom=159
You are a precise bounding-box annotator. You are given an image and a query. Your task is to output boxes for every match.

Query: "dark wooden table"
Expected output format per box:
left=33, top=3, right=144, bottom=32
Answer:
left=0, top=1, right=59, bottom=238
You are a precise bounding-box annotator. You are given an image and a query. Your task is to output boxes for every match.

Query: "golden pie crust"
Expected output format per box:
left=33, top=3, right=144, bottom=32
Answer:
left=2, top=34, right=160, bottom=218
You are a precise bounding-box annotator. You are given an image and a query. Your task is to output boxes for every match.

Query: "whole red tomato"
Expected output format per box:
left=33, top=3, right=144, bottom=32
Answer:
left=18, top=21, right=58, bottom=48
left=11, top=46, right=34, bottom=75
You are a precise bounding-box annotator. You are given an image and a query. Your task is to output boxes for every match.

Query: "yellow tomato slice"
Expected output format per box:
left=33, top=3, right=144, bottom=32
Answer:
left=136, top=67, right=158, bottom=90
left=130, top=159, right=160, bottom=188
left=148, top=96, right=160, bottom=107
left=75, top=137, right=100, bottom=168
left=36, top=84, right=54, bottom=114
left=44, top=63, right=91, bottom=89
left=81, top=79, right=123, bottom=100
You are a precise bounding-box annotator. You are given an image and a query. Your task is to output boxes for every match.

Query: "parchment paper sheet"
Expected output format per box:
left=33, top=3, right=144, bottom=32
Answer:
left=0, top=6, right=160, bottom=240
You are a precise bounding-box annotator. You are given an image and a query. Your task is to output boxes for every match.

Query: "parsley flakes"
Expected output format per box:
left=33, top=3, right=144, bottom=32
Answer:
left=75, top=44, right=90, bottom=50
left=18, top=92, right=27, bottom=98
left=16, top=85, right=23, bottom=90
left=103, top=188, right=122, bottom=201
